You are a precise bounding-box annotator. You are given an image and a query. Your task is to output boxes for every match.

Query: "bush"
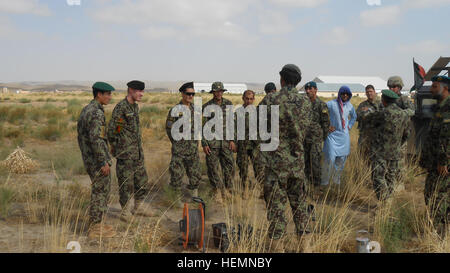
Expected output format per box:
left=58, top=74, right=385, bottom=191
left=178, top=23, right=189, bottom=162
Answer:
left=37, top=124, right=62, bottom=141
left=19, top=98, right=31, bottom=104
left=0, top=186, right=15, bottom=219
left=7, top=107, right=27, bottom=124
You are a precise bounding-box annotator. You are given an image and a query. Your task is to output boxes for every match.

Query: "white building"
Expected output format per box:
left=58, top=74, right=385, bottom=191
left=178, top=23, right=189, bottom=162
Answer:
left=313, top=76, right=387, bottom=93
left=194, top=83, right=248, bottom=94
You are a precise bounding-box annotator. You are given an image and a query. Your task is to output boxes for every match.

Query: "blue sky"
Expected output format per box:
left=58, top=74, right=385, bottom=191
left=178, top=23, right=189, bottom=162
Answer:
left=0, top=0, right=449, bottom=88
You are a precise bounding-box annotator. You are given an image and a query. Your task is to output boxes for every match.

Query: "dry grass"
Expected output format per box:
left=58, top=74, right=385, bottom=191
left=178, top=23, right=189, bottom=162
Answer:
left=0, top=91, right=448, bottom=253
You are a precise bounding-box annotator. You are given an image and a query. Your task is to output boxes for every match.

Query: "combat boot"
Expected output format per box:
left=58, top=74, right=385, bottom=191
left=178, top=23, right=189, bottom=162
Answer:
left=88, top=223, right=116, bottom=239
left=120, top=202, right=133, bottom=222
left=133, top=200, right=155, bottom=217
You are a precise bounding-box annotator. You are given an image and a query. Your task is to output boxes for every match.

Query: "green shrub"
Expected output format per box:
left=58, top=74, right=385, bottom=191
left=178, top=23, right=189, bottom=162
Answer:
left=0, top=186, right=15, bottom=219
left=7, top=107, right=27, bottom=124
left=37, top=124, right=62, bottom=141
left=19, top=98, right=31, bottom=104
left=379, top=203, right=415, bottom=253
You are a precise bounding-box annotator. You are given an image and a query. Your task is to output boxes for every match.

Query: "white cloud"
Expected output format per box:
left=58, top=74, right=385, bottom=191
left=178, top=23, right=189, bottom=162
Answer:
left=323, top=26, right=351, bottom=45
left=397, top=40, right=448, bottom=55
left=360, top=5, right=401, bottom=27
left=0, top=0, right=51, bottom=16
left=269, top=0, right=327, bottom=8
left=92, top=0, right=256, bottom=41
left=139, top=26, right=178, bottom=40
left=259, top=10, right=293, bottom=35
left=405, top=0, right=450, bottom=8
left=0, top=16, right=15, bottom=37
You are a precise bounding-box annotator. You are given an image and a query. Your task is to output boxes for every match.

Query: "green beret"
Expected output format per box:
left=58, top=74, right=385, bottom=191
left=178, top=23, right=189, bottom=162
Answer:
left=305, top=81, right=317, bottom=89
left=92, top=82, right=115, bottom=92
left=381, top=89, right=399, bottom=100
left=210, top=82, right=227, bottom=93
left=431, top=75, right=450, bottom=85
left=127, top=80, right=145, bottom=90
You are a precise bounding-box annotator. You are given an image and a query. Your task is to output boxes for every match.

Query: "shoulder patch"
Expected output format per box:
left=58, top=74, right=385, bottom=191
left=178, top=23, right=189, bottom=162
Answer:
left=100, top=126, right=106, bottom=139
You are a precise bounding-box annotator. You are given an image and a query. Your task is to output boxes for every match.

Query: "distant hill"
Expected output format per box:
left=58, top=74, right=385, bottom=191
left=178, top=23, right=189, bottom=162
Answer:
left=0, top=81, right=267, bottom=93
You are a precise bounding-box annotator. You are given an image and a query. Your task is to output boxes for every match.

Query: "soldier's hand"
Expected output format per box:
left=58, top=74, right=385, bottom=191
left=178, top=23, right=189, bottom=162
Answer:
left=203, top=146, right=211, bottom=156
left=229, top=141, right=236, bottom=153
left=329, top=126, right=336, bottom=133
left=101, top=164, right=110, bottom=176
left=437, top=165, right=448, bottom=176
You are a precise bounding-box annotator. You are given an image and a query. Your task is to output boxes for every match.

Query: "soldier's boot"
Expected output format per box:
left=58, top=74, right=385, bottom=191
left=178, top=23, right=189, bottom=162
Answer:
left=120, top=203, right=133, bottom=222
left=88, top=223, right=116, bottom=239
left=133, top=200, right=155, bottom=217
left=265, top=238, right=285, bottom=253
left=190, top=188, right=199, bottom=198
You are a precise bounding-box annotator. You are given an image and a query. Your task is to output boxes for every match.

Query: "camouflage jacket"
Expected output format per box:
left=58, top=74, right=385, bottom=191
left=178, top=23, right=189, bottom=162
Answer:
left=77, top=99, right=112, bottom=169
left=365, top=103, right=411, bottom=160
left=396, top=95, right=415, bottom=117
left=107, top=98, right=144, bottom=160
left=305, top=98, right=330, bottom=144
left=356, top=99, right=381, bottom=132
left=235, top=105, right=259, bottom=152
left=201, top=97, right=235, bottom=149
left=259, top=86, right=312, bottom=171
left=166, top=101, right=199, bottom=156
left=421, top=96, right=450, bottom=170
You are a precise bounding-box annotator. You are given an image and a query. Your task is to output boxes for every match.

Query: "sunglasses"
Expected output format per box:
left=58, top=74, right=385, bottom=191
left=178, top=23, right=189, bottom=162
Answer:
left=388, top=85, right=400, bottom=89
left=184, top=92, right=195, bottom=97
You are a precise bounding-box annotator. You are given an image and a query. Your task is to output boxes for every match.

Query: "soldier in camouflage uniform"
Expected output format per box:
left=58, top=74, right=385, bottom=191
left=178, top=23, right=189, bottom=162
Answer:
left=356, top=85, right=381, bottom=158
left=107, top=81, right=151, bottom=222
left=77, top=82, right=116, bottom=237
left=365, top=90, right=411, bottom=200
left=264, top=82, right=277, bottom=95
left=166, top=82, right=201, bottom=201
left=202, top=82, right=236, bottom=192
left=259, top=64, right=312, bottom=250
left=420, top=76, right=450, bottom=235
left=387, top=76, right=415, bottom=117
left=236, top=90, right=264, bottom=187
left=304, top=81, right=330, bottom=187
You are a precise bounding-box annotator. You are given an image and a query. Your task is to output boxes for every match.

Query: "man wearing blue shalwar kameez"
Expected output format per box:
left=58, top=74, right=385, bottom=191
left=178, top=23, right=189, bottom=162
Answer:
left=321, top=86, right=357, bottom=185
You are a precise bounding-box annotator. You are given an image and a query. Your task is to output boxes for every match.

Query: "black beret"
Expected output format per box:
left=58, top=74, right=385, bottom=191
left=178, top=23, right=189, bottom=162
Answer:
left=179, top=82, right=194, bottom=92
left=264, top=82, right=276, bottom=92
left=127, top=80, right=145, bottom=90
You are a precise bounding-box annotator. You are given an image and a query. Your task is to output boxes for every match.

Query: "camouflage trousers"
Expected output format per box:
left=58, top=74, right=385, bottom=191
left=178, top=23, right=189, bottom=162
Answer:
left=169, top=153, right=201, bottom=190
left=424, top=170, right=449, bottom=230
left=116, top=158, right=149, bottom=208
left=206, top=146, right=235, bottom=190
left=236, top=148, right=264, bottom=186
left=264, top=168, right=309, bottom=240
left=371, top=158, right=400, bottom=201
left=86, top=166, right=111, bottom=225
left=357, top=133, right=371, bottom=160
left=304, top=141, right=323, bottom=186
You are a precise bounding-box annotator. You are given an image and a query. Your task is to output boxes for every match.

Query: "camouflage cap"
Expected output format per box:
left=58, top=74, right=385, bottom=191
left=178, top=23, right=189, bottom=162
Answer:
left=381, top=89, right=400, bottom=100
left=210, top=82, right=227, bottom=93
left=92, top=82, right=115, bottom=92
left=431, top=75, right=450, bottom=85
left=387, top=76, right=404, bottom=88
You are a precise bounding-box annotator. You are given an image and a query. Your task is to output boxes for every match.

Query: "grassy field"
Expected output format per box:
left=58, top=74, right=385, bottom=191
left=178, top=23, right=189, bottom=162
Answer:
left=0, top=91, right=448, bottom=253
